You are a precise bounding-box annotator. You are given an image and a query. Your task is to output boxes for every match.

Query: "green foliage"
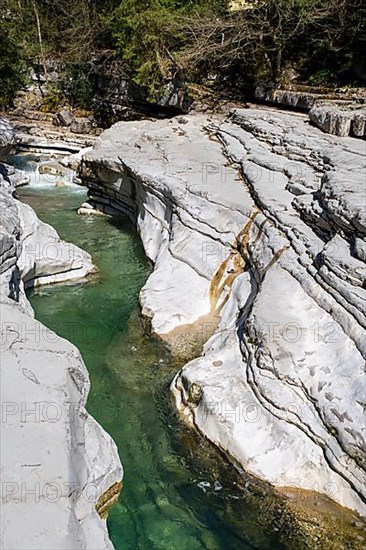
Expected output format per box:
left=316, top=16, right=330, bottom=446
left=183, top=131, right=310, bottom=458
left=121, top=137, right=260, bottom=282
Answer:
left=0, top=29, right=25, bottom=107
left=0, top=0, right=364, bottom=109
left=112, top=0, right=226, bottom=99
left=39, top=84, right=66, bottom=112
left=175, top=0, right=366, bottom=89
left=307, top=69, right=338, bottom=87
left=60, top=65, right=95, bottom=109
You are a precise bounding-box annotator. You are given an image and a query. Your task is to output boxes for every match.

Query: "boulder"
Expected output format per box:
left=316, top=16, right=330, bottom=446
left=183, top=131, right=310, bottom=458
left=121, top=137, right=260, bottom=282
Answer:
left=53, top=109, right=75, bottom=127
left=60, top=147, right=93, bottom=172
left=38, top=160, right=68, bottom=177
left=70, top=117, right=94, bottom=134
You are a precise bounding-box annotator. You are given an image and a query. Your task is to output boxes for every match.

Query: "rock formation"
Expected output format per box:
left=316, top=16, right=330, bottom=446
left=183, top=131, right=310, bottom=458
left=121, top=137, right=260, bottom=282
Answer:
left=0, top=119, right=123, bottom=549
left=78, top=108, right=366, bottom=519
left=0, top=118, right=15, bottom=159
left=254, top=86, right=366, bottom=138
left=309, top=104, right=366, bottom=137
left=17, top=198, right=95, bottom=288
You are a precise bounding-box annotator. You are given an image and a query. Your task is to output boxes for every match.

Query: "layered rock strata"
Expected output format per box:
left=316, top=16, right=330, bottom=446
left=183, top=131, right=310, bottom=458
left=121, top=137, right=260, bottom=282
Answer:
left=309, top=103, right=366, bottom=137
left=78, top=109, right=365, bottom=519
left=254, top=86, right=366, bottom=138
left=7, top=114, right=97, bottom=154
left=254, top=85, right=366, bottom=111
left=0, top=120, right=122, bottom=549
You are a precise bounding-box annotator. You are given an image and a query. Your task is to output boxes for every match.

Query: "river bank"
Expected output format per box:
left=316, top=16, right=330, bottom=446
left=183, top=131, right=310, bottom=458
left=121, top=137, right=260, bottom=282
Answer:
left=77, top=108, right=366, bottom=543
left=1, top=105, right=365, bottom=548
left=0, top=122, right=123, bottom=549
left=16, top=164, right=282, bottom=550
left=16, top=150, right=366, bottom=549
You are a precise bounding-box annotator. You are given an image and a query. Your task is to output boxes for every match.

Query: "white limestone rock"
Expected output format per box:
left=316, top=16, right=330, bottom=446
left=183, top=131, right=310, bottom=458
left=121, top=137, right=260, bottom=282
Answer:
left=17, top=200, right=94, bottom=288
left=309, top=104, right=366, bottom=138
left=80, top=115, right=250, bottom=336
left=61, top=147, right=93, bottom=172
left=0, top=296, right=123, bottom=550
left=0, top=162, right=30, bottom=189
left=79, top=109, right=366, bottom=517
left=0, top=118, right=122, bottom=548
left=0, top=117, right=14, bottom=158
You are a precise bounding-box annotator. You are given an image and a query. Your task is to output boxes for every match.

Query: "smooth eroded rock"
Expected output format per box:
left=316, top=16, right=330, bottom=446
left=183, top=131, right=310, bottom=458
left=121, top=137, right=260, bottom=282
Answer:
left=0, top=119, right=121, bottom=549
left=79, top=109, right=366, bottom=519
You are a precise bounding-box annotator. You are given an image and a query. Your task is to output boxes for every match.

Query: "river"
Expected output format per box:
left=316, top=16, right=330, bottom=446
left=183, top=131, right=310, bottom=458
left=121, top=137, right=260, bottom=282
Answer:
left=14, top=153, right=284, bottom=550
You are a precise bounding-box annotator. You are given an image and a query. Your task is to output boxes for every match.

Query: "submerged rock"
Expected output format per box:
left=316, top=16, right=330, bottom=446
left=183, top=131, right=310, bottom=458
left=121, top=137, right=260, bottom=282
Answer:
left=79, top=109, right=366, bottom=524
left=78, top=201, right=109, bottom=216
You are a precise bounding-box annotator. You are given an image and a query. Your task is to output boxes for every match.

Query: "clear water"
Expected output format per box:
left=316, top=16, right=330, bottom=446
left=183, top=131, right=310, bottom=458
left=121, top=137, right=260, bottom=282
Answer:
left=16, top=156, right=285, bottom=550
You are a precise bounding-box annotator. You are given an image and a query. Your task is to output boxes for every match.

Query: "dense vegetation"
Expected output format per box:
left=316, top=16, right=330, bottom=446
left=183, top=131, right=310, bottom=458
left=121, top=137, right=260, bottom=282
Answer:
left=0, top=0, right=365, bottom=108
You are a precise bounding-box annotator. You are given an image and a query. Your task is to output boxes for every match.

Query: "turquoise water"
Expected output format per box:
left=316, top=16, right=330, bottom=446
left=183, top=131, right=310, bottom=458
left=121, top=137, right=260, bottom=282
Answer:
left=16, top=157, right=285, bottom=550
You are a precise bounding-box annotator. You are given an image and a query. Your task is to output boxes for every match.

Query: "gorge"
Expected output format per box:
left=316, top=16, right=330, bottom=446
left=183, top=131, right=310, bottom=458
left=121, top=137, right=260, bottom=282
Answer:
left=1, top=0, right=366, bottom=546
left=0, top=104, right=365, bottom=549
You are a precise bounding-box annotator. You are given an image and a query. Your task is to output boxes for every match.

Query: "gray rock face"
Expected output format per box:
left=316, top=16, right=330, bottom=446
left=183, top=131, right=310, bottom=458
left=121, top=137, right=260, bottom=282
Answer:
left=254, top=85, right=366, bottom=112
left=70, top=118, right=94, bottom=135
left=53, top=109, right=75, bottom=127
left=158, top=77, right=190, bottom=112
left=79, top=109, right=366, bottom=517
left=0, top=161, right=29, bottom=190
left=309, top=104, right=366, bottom=137
left=0, top=118, right=123, bottom=548
left=255, top=86, right=321, bottom=109
left=0, top=118, right=15, bottom=159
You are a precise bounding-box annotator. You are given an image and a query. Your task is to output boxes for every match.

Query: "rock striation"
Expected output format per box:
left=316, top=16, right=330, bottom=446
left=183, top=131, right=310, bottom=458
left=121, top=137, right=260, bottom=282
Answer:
left=0, top=118, right=15, bottom=159
left=309, top=103, right=366, bottom=137
left=0, top=119, right=123, bottom=549
left=17, top=199, right=94, bottom=288
left=254, top=85, right=366, bottom=112
left=78, top=108, right=366, bottom=519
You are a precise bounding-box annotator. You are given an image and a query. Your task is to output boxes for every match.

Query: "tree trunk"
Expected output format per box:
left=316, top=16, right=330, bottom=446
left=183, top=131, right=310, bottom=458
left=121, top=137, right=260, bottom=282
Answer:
left=32, top=0, right=48, bottom=83
left=274, top=46, right=282, bottom=83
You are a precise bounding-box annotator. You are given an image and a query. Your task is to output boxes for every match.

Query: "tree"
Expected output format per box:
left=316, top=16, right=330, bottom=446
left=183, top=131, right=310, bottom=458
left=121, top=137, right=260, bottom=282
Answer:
left=1, top=0, right=364, bottom=109
left=111, top=0, right=226, bottom=98
left=0, top=1, right=27, bottom=106
left=175, top=0, right=366, bottom=87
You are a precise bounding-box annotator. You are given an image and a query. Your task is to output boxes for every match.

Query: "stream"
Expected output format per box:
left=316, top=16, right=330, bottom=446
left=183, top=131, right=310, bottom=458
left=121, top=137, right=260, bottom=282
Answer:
left=14, top=154, right=285, bottom=550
